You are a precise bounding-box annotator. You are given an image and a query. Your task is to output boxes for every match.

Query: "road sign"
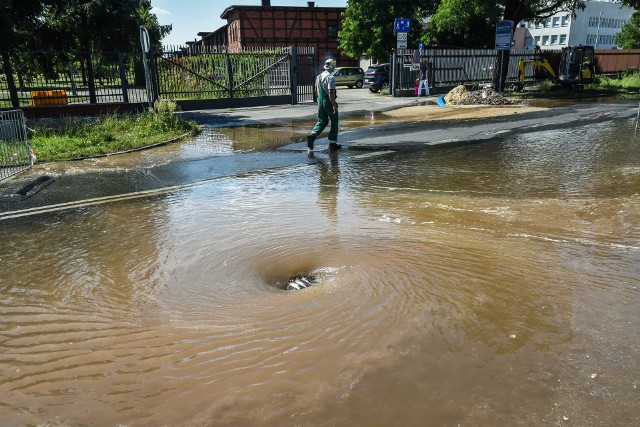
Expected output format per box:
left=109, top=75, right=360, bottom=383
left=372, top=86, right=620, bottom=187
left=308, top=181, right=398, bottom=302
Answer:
left=412, top=50, right=421, bottom=63
left=395, top=18, right=410, bottom=33
left=418, top=42, right=424, bottom=52
left=495, top=20, right=513, bottom=51
left=396, top=32, right=407, bottom=49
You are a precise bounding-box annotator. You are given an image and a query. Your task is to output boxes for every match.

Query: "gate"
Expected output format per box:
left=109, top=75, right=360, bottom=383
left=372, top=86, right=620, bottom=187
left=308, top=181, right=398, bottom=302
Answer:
left=155, top=45, right=316, bottom=108
left=295, top=47, right=317, bottom=103
left=0, top=109, right=32, bottom=181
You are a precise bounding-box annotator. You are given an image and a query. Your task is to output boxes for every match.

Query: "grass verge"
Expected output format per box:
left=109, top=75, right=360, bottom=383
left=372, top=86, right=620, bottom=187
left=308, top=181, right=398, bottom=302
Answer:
left=28, top=99, right=200, bottom=162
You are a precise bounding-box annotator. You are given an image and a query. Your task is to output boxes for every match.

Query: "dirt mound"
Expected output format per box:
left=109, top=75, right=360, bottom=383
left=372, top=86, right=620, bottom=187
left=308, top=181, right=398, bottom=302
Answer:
left=443, top=85, right=512, bottom=106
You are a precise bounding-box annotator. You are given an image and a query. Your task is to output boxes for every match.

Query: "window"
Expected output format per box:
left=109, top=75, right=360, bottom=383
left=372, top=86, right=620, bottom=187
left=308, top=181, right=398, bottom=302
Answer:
left=534, top=36, right=541, bottom=46
left=327, top=21, right=337, bottom=38
left=562, top=15, right=570, bottom=27
left=542, top=35, right=549, bottom=46
left=552, top=17, right=560, bottom=27
left=519, top=21, right=526, bottom=28
left=551, top=35, right=558, bottom=45
left=560, top=34, right=567, bottom=45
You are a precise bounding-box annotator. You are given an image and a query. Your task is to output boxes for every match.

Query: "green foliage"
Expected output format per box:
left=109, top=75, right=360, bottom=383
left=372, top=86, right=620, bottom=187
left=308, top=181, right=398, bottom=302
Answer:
left=338, top=0, right=437, bottom=62
left=424, top=0, right=502, bottom=48
left=614, top=11, right=640, bottom=49
left=0, top=0, right=45, bottom=52
left=28, top=107, right=199, bottom=162
left=2, top=0, right=170, bottom=53
left=590, top=69, right=640, bottom=90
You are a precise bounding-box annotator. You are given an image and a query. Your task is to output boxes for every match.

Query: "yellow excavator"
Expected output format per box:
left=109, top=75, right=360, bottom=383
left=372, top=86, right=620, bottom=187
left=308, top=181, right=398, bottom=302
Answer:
left=513, top=45, right=595, bottom=91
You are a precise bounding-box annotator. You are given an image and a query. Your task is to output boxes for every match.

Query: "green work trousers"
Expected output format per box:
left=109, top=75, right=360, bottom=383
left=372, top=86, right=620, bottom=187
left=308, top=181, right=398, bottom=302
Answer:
left=311, top=89, right=338, bottom=141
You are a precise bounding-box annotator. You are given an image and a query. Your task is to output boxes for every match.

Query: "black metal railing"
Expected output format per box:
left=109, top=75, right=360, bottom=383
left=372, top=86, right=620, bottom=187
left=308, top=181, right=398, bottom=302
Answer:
left=1, top=50, right=149, bottom=108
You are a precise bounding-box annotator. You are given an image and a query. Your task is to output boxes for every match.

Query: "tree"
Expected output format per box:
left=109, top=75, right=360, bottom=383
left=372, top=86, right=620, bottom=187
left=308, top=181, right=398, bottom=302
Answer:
left=0, top=0, right=47, bottom=52
left=0, top=0, right=49, bottom=106
left=41, top=0, right=170, bottom=52
left=614, top=10, right=640, bottom=49
left=423, top=0, right=502, bottom=48
left=338, top=0, right=438, bottom=63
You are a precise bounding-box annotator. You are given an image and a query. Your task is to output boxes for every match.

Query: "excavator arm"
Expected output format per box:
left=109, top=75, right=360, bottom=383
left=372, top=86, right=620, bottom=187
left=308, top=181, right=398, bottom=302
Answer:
left=517, top=58, right=558, bottom=84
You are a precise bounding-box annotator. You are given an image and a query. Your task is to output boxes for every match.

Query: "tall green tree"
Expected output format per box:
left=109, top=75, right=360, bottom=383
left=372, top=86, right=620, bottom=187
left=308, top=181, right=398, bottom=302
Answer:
left=0, top=0, right=48, bottom=106
left=424, top=0, right=502, bottom=48
left=338, top=0, right=438, bottom=62
left=41, top=0, right=170, bottom=52
left=614, top=10, right=640, bottom=49
left=0, top=0, right=48, bottom=51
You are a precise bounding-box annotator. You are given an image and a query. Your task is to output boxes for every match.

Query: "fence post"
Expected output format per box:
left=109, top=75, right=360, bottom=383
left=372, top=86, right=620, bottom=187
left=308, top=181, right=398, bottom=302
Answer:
left=149, top=50, right=160, bottom=103
left=85, top=51, right=97, bottom=104
left=226, top=46, right=234, bottom=99
left=290, top=46, right=298, bottom=105
left=118, top=53, right=130, bottom=103
left=390, top=51, right=395, bottom=96
left=1, top=52, right=20, bottom=108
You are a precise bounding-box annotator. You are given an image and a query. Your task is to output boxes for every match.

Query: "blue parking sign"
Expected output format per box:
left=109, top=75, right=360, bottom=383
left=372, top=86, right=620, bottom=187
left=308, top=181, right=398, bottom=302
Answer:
left=395, top=18, right=410, bottom=33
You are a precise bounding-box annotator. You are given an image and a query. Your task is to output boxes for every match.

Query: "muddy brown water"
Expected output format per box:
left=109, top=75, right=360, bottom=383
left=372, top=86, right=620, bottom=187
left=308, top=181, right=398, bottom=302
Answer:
left=1, top=117, right=639, bottom=426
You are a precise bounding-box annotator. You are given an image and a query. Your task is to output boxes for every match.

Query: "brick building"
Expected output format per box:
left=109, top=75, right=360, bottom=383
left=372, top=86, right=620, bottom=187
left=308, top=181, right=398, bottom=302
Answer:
left=213, top=1, right=355, bottom=67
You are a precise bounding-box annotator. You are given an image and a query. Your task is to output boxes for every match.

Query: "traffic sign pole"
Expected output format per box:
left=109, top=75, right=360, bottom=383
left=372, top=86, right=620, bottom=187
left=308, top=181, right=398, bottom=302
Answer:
left=494, top=20, right=513, bottom=93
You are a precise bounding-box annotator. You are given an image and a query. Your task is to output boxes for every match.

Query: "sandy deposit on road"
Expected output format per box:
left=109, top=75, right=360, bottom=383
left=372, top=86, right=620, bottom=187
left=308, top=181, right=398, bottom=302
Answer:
left=382, top=85, right=547, bottom=122
left=382, top=104, right=548, bottom=122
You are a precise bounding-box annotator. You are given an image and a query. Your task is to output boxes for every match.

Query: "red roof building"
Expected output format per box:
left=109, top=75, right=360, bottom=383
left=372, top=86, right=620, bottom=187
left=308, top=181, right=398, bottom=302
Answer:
left=217, top=1, right=355, bottom=66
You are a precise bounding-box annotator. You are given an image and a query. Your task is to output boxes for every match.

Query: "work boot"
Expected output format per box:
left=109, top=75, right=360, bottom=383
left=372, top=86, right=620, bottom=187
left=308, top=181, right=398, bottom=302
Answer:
left=328, top=142, right=342, bottom=151
left=307, top=134, right=316, bottom=150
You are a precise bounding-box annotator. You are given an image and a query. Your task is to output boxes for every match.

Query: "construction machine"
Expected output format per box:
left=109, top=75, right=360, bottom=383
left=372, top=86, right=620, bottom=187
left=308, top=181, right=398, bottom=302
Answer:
left=513, top=45, right=595, bottom=91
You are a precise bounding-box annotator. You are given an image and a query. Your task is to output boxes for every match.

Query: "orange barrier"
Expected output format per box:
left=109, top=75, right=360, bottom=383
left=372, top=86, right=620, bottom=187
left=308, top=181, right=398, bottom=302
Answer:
left=29, top=90, right=68, bottom=106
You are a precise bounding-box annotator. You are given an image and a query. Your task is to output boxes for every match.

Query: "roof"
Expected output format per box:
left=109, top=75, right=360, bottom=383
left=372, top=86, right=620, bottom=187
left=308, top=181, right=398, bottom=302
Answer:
left=221, top=4, right=345, bottom=20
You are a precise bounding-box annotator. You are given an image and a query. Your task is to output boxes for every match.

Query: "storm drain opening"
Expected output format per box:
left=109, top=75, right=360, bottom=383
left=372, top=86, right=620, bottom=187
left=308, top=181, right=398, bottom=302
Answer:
left=285, top=274, right=318, bottom=291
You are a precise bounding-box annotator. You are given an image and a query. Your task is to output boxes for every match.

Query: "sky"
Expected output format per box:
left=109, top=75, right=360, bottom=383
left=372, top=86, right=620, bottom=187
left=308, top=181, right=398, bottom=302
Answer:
left=151, top=0, right=348, bottom=47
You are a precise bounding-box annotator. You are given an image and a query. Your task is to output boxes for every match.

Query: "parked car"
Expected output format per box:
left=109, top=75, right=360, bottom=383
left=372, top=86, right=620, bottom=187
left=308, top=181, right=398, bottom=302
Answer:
left=331, top=67, right=365, bottom=88
left=364, top=63, right=390, bottom=92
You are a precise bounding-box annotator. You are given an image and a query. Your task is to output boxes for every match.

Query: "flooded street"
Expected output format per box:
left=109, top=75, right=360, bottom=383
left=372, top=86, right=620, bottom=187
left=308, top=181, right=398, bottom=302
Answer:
left=1, top=116, right=639, bottom=426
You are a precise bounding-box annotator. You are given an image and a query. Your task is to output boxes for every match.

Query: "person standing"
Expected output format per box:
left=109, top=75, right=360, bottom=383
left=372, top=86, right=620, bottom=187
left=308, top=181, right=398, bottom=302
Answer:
left=307, top=58, right=341, bottom=151
left=417, top=59, right=430, bottom=97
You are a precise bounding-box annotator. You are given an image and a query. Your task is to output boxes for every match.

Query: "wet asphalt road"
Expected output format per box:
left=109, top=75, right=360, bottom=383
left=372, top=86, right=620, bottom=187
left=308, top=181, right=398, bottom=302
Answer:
left=1, top=99, right=638, bottom=221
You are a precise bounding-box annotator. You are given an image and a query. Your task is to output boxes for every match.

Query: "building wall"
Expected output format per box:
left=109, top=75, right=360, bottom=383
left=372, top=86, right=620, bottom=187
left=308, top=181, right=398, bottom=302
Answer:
left=515, top=0, right=633, bottom=50
left=221, top=4, right=355, bottom=67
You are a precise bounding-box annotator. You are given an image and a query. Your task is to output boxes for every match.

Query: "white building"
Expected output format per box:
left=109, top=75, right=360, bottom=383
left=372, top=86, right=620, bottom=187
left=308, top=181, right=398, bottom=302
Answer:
left=513, top=0, right=635, bottom=50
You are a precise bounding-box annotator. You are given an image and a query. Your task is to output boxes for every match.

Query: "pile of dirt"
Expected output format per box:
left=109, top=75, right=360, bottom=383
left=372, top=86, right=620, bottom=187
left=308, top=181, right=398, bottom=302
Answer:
left=443, top=85, right=512, bottom=106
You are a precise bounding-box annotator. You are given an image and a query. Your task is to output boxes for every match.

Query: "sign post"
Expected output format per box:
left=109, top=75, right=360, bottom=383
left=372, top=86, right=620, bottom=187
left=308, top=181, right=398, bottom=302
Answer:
left=393, top=18, right=410, bottom=96
left=139, top=26, right=153, bottom=108
left=494, top=20, right=513, bottom=93
left=396, top=32, right=407, bottom=49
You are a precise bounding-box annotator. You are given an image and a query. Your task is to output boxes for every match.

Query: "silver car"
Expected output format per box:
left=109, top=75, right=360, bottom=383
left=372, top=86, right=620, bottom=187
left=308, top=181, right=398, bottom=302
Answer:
left=332, top=67, right=365, bottom=88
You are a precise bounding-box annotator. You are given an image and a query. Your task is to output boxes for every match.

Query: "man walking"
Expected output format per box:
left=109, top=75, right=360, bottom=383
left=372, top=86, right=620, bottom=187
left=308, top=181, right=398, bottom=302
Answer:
left=307, top=58, right=340, bottom=152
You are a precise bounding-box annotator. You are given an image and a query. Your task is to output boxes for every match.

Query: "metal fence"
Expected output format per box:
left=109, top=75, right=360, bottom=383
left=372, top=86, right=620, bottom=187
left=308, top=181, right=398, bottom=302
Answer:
left=0, top=109, right=32, bottom=181
left=392, top=48, right=541, bottom=93
left=156, top=45, right=315, bottom=103
left=2, top=46, right=639, bottom=110
left=1, top=50, right=149, bottom=108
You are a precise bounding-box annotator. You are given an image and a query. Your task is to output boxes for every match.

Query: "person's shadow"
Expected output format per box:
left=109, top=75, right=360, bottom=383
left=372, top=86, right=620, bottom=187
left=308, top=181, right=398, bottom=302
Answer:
left=313, top=151, right=340, bottom=222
